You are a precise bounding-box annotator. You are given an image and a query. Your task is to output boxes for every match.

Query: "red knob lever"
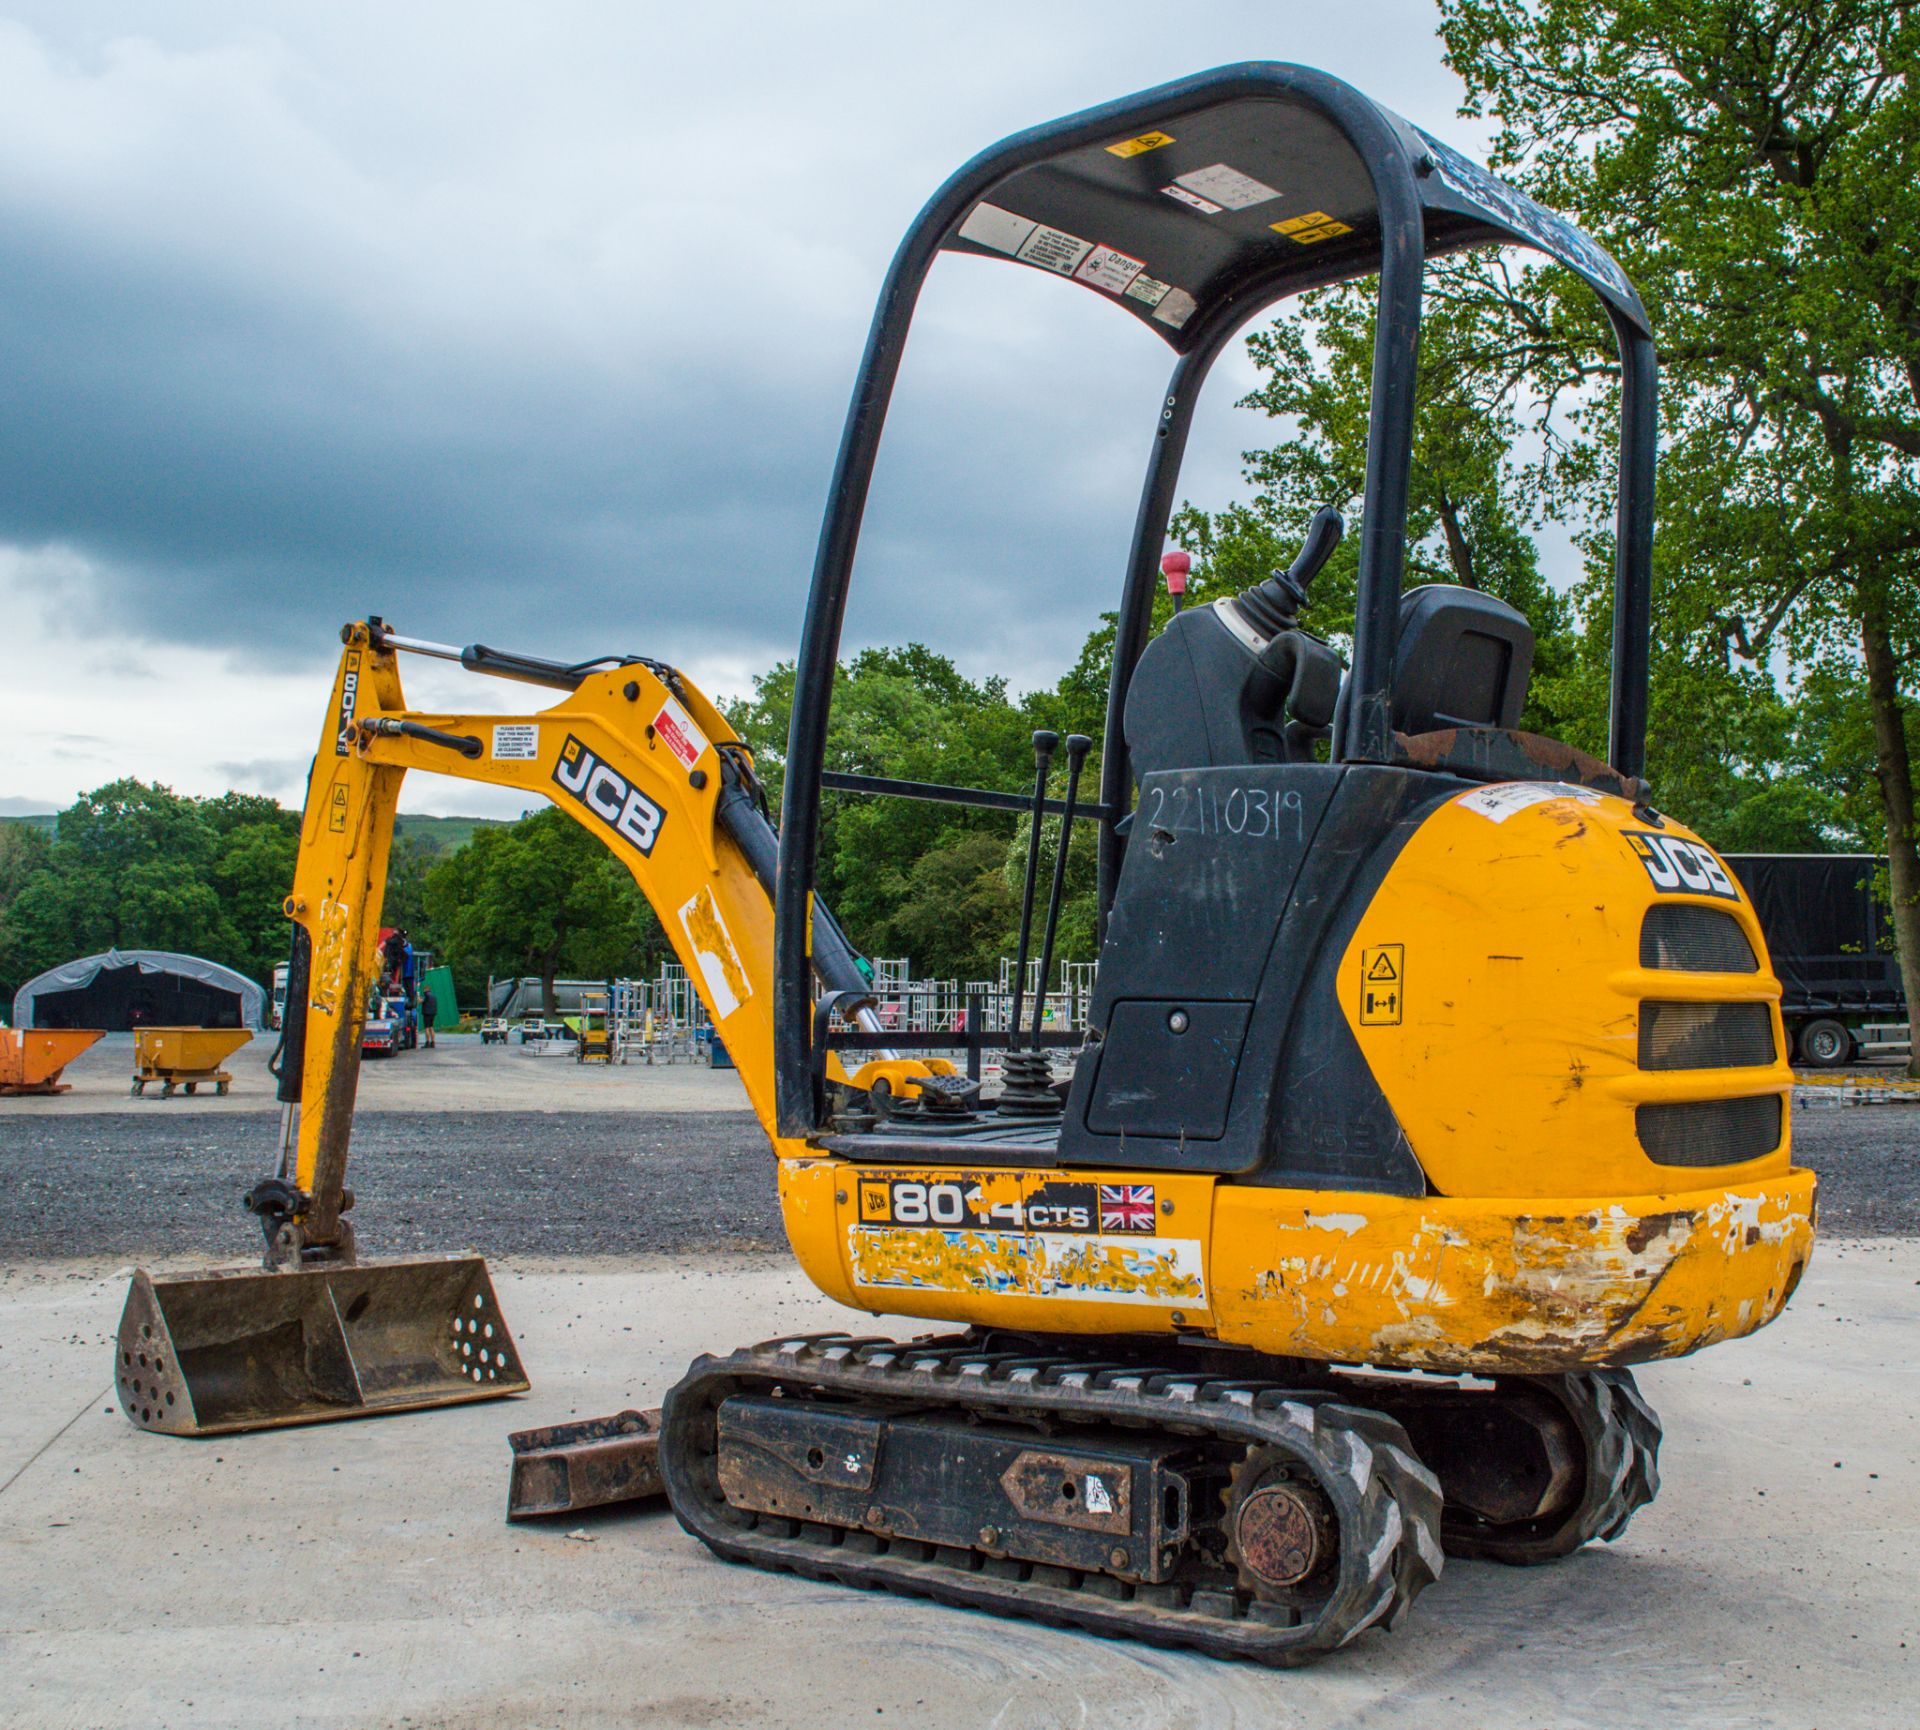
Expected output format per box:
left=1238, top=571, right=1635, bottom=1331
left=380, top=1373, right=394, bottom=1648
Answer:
left=1160, top=549, right=1191, bottom=595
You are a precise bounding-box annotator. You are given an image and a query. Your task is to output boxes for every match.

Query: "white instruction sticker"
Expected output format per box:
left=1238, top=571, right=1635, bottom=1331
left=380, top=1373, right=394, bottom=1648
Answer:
left=678, top=886, right=752, bottom=1020
left=1152, top=288, right=1199, bottom=329
left=1074, top=244, right=1145, bottom=295
left=1162, top=184, right=1223, bottom=215
left=957, top=202, right=1036, bottom=256
left=1016, top=224, right=1095, bottom=275
left=652, top=695, right=708, bottom=772
left=491, top=724, right=539, bottom=760
left=1456, top=782, right=1603, bottom=823
left=1123, top=273, right=1172, bottom=308
left=1084, top=1474, right=1114, bottom=1515
left=1175, top=162, right=1281, bottom=211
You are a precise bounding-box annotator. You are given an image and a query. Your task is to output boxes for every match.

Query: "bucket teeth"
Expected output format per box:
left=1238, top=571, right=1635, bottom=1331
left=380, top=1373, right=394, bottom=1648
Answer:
left=115, top=1255, right=528, bottom=1436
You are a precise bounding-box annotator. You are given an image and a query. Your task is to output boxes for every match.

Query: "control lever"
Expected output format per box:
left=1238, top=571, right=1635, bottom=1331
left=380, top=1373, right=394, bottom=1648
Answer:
left=1235, top=504, right=1346, bottom=637
left=1030, top=734, right=1092, bottom=1046
left=1006, top=731, right=1059, bottom=1049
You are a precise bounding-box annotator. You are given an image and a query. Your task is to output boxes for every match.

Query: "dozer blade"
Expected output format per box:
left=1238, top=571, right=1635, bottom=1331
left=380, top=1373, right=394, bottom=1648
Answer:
left=115, top=1254, right=528, bottom=1436
left=506, top=1409, right=664, bottom=1519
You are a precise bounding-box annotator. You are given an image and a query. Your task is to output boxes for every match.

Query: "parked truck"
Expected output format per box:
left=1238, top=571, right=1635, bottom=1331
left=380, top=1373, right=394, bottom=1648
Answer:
left=1723, top=854, right=1909, bottom=1067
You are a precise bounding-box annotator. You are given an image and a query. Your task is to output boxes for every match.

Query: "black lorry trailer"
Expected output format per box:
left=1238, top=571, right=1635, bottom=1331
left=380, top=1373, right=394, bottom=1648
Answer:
left=1723, top=853, right=1907, bottom=1067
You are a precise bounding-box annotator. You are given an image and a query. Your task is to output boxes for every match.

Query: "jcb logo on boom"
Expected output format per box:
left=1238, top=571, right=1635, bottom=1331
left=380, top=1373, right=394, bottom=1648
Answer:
left=552, top=735, right=664, bottom=856
left=1625, top=831, right=1738, bottom=901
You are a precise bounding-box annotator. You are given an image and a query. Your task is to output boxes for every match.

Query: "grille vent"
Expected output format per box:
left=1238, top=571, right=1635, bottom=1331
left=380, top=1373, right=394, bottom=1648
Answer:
left=1641, top=904, right=1758, bottom=973
left=1636, top=1095, right=1782, bottom=1167
left=1638, top=1001, right=1776, bottom=1071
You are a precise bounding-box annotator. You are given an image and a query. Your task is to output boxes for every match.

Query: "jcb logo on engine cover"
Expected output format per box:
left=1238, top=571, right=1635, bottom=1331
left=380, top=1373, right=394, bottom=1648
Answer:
left=1625, top=831, right=1738, bottom=901
left=552, top=735, right=664, bottom=855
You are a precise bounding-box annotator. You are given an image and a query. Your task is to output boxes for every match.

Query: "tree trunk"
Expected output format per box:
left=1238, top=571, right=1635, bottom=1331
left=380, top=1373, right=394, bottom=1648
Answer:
left=1859, top=589, right=1920, bottom=1078
left=1434, top=486, right=1478, bottom=588
left=540, top=945, right=562, bottom=1019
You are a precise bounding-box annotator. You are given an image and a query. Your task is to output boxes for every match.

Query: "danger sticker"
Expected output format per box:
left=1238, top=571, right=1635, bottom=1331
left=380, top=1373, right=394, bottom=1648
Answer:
left=1360, top=944, right=1403, bottom=1026
left=1106, top=130, right=1175, bottom=158
left=1162, top=183, right=1223, bottom=215
left=1272, top=211, right=1355, bottom=245
left=1016, top=224, right=1095, bottom=275
left=1174, top=163, right=1281, bottom=211
left=1123, top=273, right=1172, bottom=308
left=1074, top=244, right=1145, bottom=295
left=652, top=696, right=708, bottom=772
left=1456, top=782, right=1602, bottom=824
left=1152, top=288, right=1199, bottom=329
left=491, top=723, right=539, bottom=761
left=957, top=202, right=1036, bottom=255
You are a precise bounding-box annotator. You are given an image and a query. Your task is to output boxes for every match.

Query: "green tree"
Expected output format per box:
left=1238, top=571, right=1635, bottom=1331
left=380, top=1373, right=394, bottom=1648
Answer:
left=1442, top=0, right=1920, bottom=1067
left=426, top=807, right=664, bottom=1012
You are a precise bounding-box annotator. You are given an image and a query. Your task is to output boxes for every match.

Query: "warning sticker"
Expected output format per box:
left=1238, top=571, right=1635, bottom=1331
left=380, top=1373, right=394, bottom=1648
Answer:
left=1074, top=244, right=1145, bottom=295
left=1359, top=944, right=1404, bottom=1026
left=1174, top=163, right=1281, bottom=211
left=1016, top=224, right=1095, bottom=275
left=1123, top=273, right=1172, bottom=308
left=652, top=695, right=708, bottom=772
left=327, top=784, right=348, bottom=833
left=1107, top=130, right=1175, bottom=158
left=1084, top=1474, right=1115, bottom=1514
left=491, top=723, right=539, bottom=760
left=957, top=202, right=1037, bottom=255
left=1162, top=184, right=1223, bottom=215
left=1152, top=288, right=1199, bottom=330
left=1456, top=782, right=1602, bottom=824
left=1272, top=211, right=1355, bottom=245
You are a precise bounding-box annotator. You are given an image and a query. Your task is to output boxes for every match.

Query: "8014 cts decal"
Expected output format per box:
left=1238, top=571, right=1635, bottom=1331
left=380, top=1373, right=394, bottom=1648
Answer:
left=552, top=735, right=665, bottom=855
left=858, top=1178, right=1157, bottom=1235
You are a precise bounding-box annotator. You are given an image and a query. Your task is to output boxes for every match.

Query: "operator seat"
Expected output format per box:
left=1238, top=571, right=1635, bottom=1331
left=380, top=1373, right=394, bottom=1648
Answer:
left=1389, top=584, right=1534, bottom=735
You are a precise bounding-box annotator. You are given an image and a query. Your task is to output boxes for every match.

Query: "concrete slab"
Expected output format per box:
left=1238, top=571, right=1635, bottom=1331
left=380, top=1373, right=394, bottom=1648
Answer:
left=1, top=1031, right=754, bottom=1117
left=2, top=1244, right=1914, bottom=1729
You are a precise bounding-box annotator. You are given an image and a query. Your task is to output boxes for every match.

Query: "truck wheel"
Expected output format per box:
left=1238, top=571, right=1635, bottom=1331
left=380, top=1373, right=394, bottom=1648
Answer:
left=1797, top=1018, right=1853, bottom=1068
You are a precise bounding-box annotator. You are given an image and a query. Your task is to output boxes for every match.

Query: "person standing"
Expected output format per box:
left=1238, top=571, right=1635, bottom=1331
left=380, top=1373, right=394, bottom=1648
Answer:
left=420, top=986, right=438, bottom=1048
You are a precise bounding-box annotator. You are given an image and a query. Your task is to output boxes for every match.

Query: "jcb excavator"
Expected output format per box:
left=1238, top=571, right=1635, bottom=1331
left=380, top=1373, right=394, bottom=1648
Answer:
left=118, top=64, right=1816, bottom=1666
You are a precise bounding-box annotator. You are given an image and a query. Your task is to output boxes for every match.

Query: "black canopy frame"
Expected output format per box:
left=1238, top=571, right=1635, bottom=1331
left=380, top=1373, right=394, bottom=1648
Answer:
left=772, top=62, right=1657, bottom=1136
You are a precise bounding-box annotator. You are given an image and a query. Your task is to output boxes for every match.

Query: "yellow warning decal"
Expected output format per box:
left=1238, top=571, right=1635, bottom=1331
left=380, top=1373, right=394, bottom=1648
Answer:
left=327, top=785, right=349, bottom=833
left=1107, top=130, right=1176, bottom=158
left=1360, top=943, right=1403, bottom=1026
left=1272, top=211, right=1355, bottom=245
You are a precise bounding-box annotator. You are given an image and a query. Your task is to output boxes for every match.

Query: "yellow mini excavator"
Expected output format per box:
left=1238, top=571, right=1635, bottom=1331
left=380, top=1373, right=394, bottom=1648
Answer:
left=119, top=64, right=1816, bottom=1666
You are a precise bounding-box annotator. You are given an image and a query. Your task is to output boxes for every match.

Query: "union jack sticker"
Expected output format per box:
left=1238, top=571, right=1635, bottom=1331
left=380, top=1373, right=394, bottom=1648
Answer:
left=1098, top=1184, right=1157, bottom=1234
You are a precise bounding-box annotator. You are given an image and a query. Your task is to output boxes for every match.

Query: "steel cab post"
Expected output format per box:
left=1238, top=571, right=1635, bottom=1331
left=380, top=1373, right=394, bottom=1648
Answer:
left=772, top=62, right=1657, bottom=1139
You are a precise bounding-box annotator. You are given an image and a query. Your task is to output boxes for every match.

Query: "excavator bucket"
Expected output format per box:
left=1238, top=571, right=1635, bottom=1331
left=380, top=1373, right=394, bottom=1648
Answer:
left=114, top=1254, right=527, bottom=1435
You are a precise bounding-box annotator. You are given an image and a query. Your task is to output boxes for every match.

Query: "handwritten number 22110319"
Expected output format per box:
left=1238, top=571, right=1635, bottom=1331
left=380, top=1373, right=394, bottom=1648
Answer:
left=1144, top=783, right=1305, bottom=842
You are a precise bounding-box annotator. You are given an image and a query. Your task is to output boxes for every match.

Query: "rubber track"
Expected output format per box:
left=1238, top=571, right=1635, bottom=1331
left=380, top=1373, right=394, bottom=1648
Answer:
left=1442, top=1368, right=1663, bottom=1564
left=659, top=1332, right=1445, bottom=1666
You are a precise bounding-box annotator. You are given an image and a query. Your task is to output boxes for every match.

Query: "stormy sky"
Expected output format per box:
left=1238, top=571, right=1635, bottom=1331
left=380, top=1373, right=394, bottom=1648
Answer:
left=0, top=2, right=1487, bottom=817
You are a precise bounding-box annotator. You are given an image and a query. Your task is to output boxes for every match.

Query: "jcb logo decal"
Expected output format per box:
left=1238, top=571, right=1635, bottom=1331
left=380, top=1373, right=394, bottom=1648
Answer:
left=334, top=652, right=361, bottom=756
left=1625, top=831, right=1738, bottom=901
left=552, top=735, right=664, bottom=855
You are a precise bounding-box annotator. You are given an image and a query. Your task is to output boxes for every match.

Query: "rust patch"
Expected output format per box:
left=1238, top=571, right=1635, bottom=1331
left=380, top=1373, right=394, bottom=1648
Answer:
left=1626, top=1210, right=1691, bottom=1255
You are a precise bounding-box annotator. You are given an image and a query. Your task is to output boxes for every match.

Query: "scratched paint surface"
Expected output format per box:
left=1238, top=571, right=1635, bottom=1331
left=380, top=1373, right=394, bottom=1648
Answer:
left=1212, top=1173, right=1816, bottom=1372
left=847, top=1225, right=1206, bottom=1307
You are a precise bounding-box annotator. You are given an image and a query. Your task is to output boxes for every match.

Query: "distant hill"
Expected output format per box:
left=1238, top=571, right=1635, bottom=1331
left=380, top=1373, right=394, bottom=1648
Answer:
left=393, top=813, right=512, bottom=853
left=2, top=810, right=507, bottom=851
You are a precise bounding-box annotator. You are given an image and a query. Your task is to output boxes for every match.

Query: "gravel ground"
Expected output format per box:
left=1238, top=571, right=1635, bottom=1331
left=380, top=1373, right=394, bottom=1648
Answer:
left=0, top=1102, right=1912, bottom=1260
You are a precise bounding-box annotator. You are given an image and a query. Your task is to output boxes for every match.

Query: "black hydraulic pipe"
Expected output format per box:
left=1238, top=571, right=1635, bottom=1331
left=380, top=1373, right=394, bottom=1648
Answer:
left=273, top=923, right=313, bottom=1105
left=1030, top=734, right=1091, bottom=1044
left=1006, top=731, right=1059, bottom=1049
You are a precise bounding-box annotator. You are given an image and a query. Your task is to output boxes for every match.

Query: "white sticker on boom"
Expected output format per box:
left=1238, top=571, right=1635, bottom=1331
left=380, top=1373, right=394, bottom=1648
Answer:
left=1083, top=1474, right=1114, bottom=1515
left=1073, top=245, right=1145, bottom=295
left=1161, top=184, right=1223, bottom=215
left=491, top=724, right=539, bottom=760
left=677, top=886, right=751, bottom=1020
left=957, top=202, right=1037, bottom=256
left=1124, top=273, right=1172, bottom=308
left=1175, top=162, right=1282, bottom=211
left=652, top=695, right=708, bottom=772
left=1456, top=782, right=1604, bottom=823
left=1152, top=288, right=1199, bottom=329
left=1016, top=224, right=1094, bottom=275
